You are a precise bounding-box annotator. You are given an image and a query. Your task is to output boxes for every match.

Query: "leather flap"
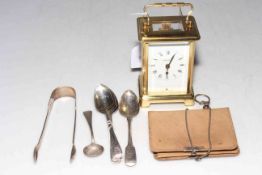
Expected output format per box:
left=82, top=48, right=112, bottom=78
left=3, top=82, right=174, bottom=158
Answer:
left=149, top=108, right=239, bottom=153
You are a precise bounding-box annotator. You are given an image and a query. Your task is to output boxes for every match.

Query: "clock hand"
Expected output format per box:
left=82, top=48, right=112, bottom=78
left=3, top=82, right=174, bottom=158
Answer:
left=165, top=54, right=176, bottom=77
left=168, top=54, right=176, bottom=65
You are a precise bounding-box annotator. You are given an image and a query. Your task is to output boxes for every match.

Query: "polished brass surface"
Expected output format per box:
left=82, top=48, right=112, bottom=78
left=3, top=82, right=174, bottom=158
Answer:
left=137, top=16, right=200, bottom=41
left=143, top=2, right=193, bottom=24
left=137, top=2, right=200, bottom=107
left=33, top=87, right=77, bottom=162
left=139, top=41, right=196, bottom=107
left=138, top=2, right=198, bottom=40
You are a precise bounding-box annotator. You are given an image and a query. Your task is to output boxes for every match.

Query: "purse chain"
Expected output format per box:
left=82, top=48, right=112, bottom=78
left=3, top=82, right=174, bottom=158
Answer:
left=185, top=94, right=212, bottom=160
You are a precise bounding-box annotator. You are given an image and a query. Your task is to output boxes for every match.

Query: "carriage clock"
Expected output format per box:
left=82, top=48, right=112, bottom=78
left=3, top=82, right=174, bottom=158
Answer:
left=137, top=2, right=200, bottom=107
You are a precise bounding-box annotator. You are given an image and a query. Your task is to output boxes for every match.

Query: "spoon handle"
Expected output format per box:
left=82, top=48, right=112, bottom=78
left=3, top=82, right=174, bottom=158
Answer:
left=125, top=118, right=137, bottom=166
left=83, top=111, right=95, bottom=143
left=106, top=113, right=122, bottom=162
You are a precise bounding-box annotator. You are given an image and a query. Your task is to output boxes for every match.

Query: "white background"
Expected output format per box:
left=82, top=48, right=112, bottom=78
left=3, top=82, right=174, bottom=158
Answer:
left=1, top=0, right=262, bottom=174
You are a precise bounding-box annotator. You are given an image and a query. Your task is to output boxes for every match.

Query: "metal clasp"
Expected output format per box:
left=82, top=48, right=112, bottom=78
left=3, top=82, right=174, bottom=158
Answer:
left=185, top=146, right=203, bottom=161
left=194, top=94, right=210, bottom=109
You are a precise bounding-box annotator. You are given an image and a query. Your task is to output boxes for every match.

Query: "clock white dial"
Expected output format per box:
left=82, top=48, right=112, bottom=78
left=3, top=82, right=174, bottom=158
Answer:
left=147, top=42, right=190, bottom=94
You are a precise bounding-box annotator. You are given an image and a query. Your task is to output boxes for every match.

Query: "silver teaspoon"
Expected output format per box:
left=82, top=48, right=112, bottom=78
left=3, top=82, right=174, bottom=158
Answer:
left=94, top=84, right=122, bottom=163
left=119, top=90, right=139, bottom=167
left=83, top=111, right=104, bottom=157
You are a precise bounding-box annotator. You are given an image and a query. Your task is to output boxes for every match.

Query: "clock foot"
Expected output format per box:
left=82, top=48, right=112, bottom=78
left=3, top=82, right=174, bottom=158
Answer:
left=140, top=98, right=194, bottom=107
left=184, top=99, right=194, bottom=106
left=140, top=100, right=150, bottom=108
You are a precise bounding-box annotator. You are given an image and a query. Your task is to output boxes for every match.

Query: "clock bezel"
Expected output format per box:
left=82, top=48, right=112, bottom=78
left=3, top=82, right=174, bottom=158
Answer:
left=139, top=39, right=196, bottom=107
left=146, top=41, right=191, bottom=95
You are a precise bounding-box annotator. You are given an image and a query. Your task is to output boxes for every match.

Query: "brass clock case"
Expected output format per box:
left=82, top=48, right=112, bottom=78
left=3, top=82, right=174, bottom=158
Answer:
left=137, top=2, right=200, bottom=107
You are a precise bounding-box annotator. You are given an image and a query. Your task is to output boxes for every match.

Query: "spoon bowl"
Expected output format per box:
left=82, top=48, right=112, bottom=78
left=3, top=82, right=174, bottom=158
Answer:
left=83, top=143, right=104, bottom=157
left=94, top=84, right=118, bottom=114
left=119, top=90, right=140, bottom=118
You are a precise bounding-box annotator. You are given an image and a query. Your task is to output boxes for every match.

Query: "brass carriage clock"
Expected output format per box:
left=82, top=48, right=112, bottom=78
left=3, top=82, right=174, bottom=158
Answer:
left=137, top=2, right=200, bottom=107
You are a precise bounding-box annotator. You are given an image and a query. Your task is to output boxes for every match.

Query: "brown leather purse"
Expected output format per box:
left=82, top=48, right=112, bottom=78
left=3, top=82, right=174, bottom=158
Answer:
left=148, top=107, right=240, bottom=160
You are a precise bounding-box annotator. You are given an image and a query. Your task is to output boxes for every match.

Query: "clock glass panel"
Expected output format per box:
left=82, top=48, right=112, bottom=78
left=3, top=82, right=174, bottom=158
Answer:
left=147, top=42, right=190, bottom=95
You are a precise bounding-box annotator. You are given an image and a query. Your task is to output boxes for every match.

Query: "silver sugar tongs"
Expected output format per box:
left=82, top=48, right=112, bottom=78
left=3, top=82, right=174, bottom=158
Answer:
left=33, top=86, right=77, bottom=162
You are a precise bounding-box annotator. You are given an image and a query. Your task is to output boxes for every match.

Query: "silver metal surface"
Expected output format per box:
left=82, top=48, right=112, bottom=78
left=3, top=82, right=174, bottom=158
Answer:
left=194, top=94, right=210, bottom=109
left=185, top=93, right=212, bottom=160
left=83, top=111, right=104, bottom=157
left=119, top=90, right=139, bottom=167
left=94, top=84, right=122, bottom=163
left=33, top=86, right=77, bottom=163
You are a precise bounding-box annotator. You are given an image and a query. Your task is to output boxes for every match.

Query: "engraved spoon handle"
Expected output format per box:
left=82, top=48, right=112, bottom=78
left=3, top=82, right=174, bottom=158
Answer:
left=125, top=118, right=136, bottom=166
left=106, top=112, right=122, bottom=163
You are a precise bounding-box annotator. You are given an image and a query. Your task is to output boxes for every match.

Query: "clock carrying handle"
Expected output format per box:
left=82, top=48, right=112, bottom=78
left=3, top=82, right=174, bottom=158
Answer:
left=143, top=2, right=193, bottom=25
